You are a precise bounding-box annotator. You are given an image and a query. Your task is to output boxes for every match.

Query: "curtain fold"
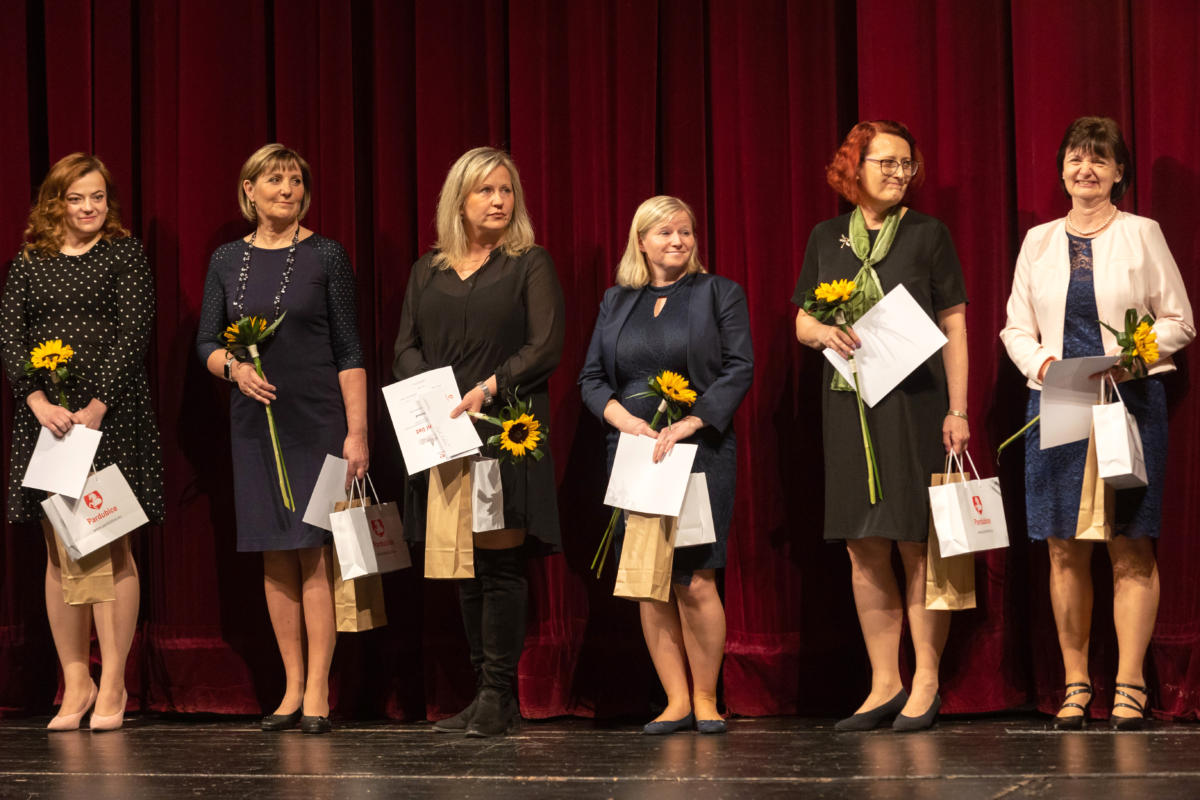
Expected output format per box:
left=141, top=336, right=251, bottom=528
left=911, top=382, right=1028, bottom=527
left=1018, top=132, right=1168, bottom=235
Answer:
left=1, top=0, right=1197, bottom=721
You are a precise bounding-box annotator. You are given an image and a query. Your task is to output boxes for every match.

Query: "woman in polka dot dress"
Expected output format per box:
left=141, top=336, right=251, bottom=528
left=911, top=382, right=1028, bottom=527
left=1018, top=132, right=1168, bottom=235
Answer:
left=196, top=144, right=367, bottom=735
left=0, top=153, right=164, bottom=731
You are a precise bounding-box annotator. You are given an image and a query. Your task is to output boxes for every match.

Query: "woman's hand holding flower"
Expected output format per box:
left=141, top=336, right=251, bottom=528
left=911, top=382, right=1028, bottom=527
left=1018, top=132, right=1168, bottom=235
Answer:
left=821, top=323, right=861, bottom=359
left=652, top=415, right=704, bottom=463
left=27, top=391, right=74, bottom=437
left=234, top=360, right=276, bottom=404
left=71, top=398, right=107, bottom=431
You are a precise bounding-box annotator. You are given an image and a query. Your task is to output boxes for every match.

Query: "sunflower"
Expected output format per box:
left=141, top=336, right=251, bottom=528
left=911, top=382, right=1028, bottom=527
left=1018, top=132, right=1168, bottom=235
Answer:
left=1133, top=321, right=1158, bottom=366
left=224, top=316, right=269, bottom=346
left=814, top=279, right=856, bottom=304
left=655, top=370, right=697, bottom=406
left=499, top=413, right=542, bottom=458
left=29, top=339, right=74, bottom=370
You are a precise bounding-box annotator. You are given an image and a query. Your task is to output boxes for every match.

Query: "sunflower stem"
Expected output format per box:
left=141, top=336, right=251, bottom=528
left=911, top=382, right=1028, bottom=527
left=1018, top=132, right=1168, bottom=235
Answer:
left=849, top=357, right=881, bottom=504
left=592, top=408, right=668, bottom=576
left=996, top=414, right=1039, bottom=460
left=253, top=356, right=295, bottom=511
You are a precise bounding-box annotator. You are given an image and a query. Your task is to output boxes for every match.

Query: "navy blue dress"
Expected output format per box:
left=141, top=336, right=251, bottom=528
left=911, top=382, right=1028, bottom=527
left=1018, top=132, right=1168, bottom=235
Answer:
left=197, top=235, right=363, bottom=552
left=1023, top=234, right=1166, bottom=540
left=606, top=275, right=736, bottom=584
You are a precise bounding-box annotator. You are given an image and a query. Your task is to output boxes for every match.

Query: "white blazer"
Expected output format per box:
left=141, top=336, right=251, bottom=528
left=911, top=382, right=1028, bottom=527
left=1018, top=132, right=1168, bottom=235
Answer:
left=1001, top=212, right=1195, bottom=389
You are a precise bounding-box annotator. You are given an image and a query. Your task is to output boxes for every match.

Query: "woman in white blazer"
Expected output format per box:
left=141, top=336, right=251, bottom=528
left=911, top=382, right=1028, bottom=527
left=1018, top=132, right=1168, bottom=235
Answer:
left=1001, top=117, right=1194, bottom=731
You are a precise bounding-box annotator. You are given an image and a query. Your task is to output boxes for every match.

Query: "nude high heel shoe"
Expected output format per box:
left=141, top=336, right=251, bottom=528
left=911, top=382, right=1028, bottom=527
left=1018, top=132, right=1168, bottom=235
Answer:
left=47, top=682, right=98, bottom=731
left=89, top=689, right=128, bottom=732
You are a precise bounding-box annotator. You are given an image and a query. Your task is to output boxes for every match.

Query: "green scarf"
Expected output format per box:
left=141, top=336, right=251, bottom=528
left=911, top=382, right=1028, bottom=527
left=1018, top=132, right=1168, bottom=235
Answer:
left=831, top=206, right=898, bottom=391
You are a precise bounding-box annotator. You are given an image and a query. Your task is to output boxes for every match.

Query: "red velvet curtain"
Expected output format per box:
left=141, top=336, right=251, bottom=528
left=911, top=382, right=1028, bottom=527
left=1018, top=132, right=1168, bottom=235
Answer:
left=1, top=0, right=1197, bottom=720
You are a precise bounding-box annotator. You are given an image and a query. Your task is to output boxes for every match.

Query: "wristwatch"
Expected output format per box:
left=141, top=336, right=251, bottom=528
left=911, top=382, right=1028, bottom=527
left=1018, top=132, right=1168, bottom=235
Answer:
left=223, top=353, right=237, bottom=382
left=475, top=381, right=494, bottom=407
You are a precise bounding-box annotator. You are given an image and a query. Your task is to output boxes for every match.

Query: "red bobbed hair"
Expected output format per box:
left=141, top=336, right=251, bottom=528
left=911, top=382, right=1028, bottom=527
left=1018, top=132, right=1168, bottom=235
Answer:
left=826, top=120, right=925, bottom=205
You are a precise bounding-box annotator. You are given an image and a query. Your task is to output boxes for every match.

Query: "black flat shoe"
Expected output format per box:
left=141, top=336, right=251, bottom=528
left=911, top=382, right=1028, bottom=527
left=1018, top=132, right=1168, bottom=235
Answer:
left=260, top=709, right=302, bottom=732
left=432, top=696, right=479, bottom=733
left=835, top=689, right=908, bottom=732
left=1052, top=682, right=1093, bottom=731
left=642, top=711, right=695, bottom=735
left=300, top=715, right=332, bottom=734
left=893, top=694, right=941, bottom=732
left=1110, top=683, right=1147, bottom=731
left=696, top=718, right=727, bottom=735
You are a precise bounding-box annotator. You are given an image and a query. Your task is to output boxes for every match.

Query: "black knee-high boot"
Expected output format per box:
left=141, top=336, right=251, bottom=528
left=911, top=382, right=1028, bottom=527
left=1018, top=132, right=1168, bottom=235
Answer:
left=432, top=576, right=485, bottom=732
left=466, top=547, right=527, bottom=737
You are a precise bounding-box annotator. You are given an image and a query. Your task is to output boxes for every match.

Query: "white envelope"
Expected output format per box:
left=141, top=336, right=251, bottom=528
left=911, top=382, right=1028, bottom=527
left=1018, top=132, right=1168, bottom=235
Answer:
left=603, top=433, right=698, bottom=516
left=675, top=473, right=717, bottom=548
left=823, top=284, right=948, bottom=407
left=382, top=366, right=481, bottom=475
left=471, top=457, right=505, bottom=532
left=302, top=454, right=350, bottom=531
left=22, top=425, right=103, bottom=499
left=1039, top=356, right=1118, bottom=449
left=419, top=389, right=487, bottom=463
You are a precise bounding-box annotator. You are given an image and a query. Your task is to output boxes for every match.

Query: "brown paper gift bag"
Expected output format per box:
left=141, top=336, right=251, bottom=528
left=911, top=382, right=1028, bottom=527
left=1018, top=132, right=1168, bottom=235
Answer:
left=425, top=458, right=475, bottom=579
left=1076, top=422, right=1115, bottom=541
left=50, top=525, right=115, bottom=606
left=613, top=512, right=677, bottom=603
left=925, top=471, right=976, bottom=611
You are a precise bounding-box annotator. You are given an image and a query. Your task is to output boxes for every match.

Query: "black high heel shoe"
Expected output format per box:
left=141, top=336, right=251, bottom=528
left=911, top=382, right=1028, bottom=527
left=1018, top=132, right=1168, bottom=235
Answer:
left=893, top=694, right=941, bottom=732
left=1110, top=683, right=1147, bottom=731
left=834, top=689, right=908, bottom=732
left=1052, top=682, right=1093, bottom=731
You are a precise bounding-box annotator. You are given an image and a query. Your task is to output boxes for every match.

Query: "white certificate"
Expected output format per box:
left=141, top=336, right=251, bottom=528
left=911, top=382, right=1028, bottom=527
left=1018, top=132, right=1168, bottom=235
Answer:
left=1039, top=356, right=1118, bottom=449
left=22, top=425, right=103, bottom=499
left=603, top=432, right=698, bottom=517
left=823, top=284, right=949, bottom=407
left=301, top=454, right=350, bottom=531
left=382, top=366, right=481, bottom=475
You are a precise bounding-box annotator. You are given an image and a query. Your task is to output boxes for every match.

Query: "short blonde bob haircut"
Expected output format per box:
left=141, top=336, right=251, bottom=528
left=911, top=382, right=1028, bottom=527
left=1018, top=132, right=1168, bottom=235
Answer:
left=615, top=195, right=705, bottom=289
left=433, top=147, right=535, bottom=270
left=238, top=143, right=313, bottom=223
left=23, top=153, right=129, bottom=260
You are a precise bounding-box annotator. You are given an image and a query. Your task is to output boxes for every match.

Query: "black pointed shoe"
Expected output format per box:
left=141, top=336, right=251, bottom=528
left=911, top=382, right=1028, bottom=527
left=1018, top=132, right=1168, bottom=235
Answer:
left=1052, top=682, right=1093, bottom=731
left=1110, top=683, right=1148, bottom=731
left=893, top=694, right=942, bottom=732
left=300, top=715, right=332, bottom=734
left=834, top=689, right=909, bottom=732
left=260, top=709, right=302, bottom=731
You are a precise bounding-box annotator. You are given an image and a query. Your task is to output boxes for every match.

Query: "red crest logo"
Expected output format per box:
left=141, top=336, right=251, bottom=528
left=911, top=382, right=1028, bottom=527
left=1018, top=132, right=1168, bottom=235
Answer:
left=84, top=491, right=104, bottom=510
left=371, top=519, right=385, bottom=538
left=972, top=496, right=983, bottom=515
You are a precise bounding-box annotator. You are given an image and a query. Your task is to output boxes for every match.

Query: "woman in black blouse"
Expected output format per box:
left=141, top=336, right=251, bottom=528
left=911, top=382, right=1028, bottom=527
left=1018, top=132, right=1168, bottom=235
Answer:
left=196, top=144, right=368, bottom=735
left=393, top=146, right=564, bottom=738
left=1, top=153, right=163, bottom=731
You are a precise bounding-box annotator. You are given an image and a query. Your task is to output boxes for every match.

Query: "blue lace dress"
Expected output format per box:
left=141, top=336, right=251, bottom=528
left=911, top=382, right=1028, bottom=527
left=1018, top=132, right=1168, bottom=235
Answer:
left=1023, top=234, right=1166, bottom=540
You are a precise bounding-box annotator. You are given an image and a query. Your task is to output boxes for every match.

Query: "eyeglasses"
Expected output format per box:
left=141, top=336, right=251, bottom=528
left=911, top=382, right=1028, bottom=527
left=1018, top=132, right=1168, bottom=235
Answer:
left=864, top=158, right=920, bottom=177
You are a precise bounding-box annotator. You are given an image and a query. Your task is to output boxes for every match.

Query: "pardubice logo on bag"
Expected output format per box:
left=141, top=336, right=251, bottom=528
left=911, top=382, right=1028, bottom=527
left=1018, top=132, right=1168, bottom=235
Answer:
left=84, top=491, right=103, bottom=510
left=971, top=495, right=991, bottom=526
left=370, top=519, right=385, bottom=538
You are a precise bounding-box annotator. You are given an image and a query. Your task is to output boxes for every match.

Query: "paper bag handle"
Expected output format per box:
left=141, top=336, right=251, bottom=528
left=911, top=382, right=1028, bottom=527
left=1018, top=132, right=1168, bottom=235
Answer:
left=945, top=449, right=982, bottom=482
left=363, top=472, right=381, bottom=504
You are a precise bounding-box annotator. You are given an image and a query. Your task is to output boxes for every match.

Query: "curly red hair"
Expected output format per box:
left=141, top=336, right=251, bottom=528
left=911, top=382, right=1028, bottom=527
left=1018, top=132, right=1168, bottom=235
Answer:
left=23, top=153, right=129, bottom=260
left=826, top=120, right=925, bottom=206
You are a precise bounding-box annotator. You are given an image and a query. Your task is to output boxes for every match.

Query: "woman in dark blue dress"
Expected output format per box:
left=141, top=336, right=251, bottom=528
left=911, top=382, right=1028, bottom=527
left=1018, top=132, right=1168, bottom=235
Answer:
left=197, top=144, right=367, bottom=735
left=1002, top=117, right=1195, bottom=729
left=579, top=195, right=753, bottom=734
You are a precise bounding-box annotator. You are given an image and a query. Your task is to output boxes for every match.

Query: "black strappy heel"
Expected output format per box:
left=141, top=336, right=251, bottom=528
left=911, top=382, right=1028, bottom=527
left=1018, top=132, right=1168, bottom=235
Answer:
left=1053, top=682, right=1093, bottom=730
left=1110, top=683, right=1148, bottom=731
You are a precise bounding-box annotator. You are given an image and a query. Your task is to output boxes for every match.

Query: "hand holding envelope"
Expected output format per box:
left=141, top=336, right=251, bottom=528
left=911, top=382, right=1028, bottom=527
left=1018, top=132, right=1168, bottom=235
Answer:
left=382, top=366, right=481, bottom=475
left=603, top=433, right=698, bottom=516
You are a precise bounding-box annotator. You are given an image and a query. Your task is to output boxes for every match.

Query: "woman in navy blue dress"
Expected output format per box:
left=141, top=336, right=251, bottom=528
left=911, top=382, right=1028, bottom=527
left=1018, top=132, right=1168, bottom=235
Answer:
left=1002, top=117, right=1195, bottom=729
left=197, top=144, right=368, bottom=735
left=579, top=196, right=753, bottom=734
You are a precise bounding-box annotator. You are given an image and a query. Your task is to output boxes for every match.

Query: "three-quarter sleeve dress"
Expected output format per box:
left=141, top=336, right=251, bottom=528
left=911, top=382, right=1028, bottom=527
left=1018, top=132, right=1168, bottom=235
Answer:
left=196, top=234, right=363, bottom=552
left=1, top=237, right=164, bottom=524
left=392, top=246, right=565, bottom=551
left=792, top=210, right=967, bottom=542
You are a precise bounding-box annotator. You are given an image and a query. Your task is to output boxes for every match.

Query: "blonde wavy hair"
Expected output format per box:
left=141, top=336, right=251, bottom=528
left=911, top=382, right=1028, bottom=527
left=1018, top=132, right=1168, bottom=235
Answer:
left=433, top=147, right=535, bottom=270
left=238, top=143, right=313, bottom=223
left=615, top=195, right=705, bottom=288
left=23, top=153, right=129, bottom=260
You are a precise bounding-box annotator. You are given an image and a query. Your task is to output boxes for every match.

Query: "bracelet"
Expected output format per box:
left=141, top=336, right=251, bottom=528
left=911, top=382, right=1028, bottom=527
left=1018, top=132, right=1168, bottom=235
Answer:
left=945, top=409, right=968, bottom=420
left=475, top=381, right=494, bottom=407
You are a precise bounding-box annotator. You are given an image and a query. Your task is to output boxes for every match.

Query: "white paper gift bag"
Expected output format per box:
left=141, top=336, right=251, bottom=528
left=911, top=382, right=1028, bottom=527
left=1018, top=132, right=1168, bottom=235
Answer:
left=675, top=473, right=717, bottom=549
left=927, top=450, right=1009, bottom=557
left=1093, top=375, right=1148, bottom=490
left=361, top=474, right=411, bottom=573
left=471, top=456, right=505, bottom=533
left=330, top=479, right=380, bottom=580
left=41, top=464, right=149, bottom=560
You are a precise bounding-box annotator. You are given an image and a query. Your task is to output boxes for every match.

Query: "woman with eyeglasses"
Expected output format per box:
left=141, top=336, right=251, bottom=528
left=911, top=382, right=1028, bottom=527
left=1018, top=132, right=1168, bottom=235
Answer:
left=792, top=120, right=969, bottom=732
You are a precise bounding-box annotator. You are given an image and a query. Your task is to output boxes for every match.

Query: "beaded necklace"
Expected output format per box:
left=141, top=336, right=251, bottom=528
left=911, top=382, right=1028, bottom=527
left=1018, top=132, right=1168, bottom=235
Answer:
left=233, top=225, right=301, bottom=319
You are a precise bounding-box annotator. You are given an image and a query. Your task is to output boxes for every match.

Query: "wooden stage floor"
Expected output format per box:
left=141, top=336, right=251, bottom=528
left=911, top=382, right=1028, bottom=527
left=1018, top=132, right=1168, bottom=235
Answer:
left=2, top=714, right=1198, bottom=798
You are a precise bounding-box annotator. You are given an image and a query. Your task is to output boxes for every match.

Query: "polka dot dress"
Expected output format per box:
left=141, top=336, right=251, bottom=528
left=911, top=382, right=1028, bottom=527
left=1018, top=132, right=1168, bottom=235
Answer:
left=0, top=237, right=165, bottom=524
left=195, top=234, right=363, bottom=552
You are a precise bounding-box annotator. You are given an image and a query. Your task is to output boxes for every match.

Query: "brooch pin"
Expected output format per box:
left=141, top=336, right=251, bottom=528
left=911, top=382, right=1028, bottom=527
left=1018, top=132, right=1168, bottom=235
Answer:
left=839, top=235, right=852, bottom=249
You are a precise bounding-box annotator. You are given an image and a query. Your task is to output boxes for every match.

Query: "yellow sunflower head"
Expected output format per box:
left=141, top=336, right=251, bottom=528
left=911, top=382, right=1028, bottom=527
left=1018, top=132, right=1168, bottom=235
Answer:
left=500, top=413, right=542, bottom=458
left=1133, top=321, right=1159, bottom=365
left=814, top=279, right=856, bottom=304
left=656, top=370, right=697, bottom=406
left=30, top=339, right=74, bottom=370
